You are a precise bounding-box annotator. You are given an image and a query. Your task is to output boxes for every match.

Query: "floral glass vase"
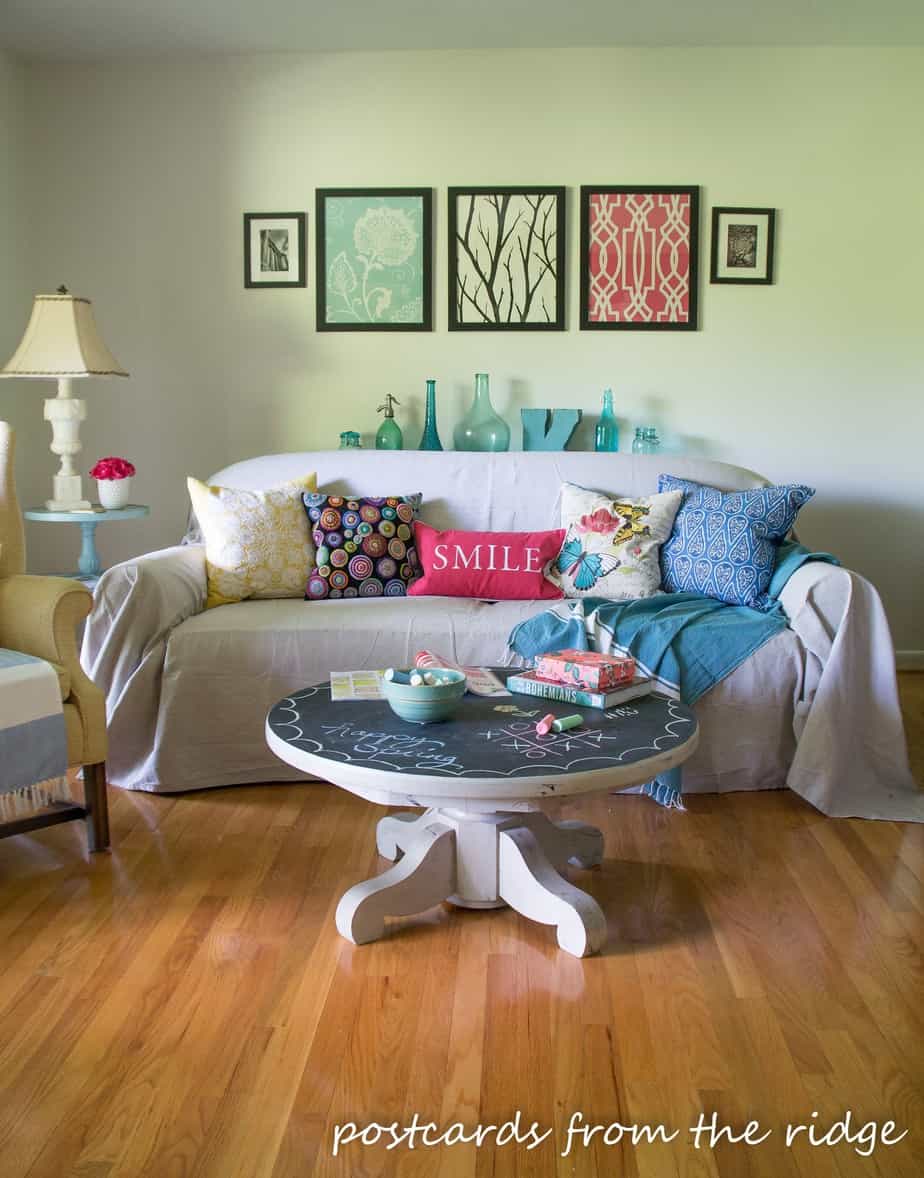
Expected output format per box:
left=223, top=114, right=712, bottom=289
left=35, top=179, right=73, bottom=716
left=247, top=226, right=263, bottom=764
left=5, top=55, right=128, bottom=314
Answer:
left=453, top=373, right=510, bottom=452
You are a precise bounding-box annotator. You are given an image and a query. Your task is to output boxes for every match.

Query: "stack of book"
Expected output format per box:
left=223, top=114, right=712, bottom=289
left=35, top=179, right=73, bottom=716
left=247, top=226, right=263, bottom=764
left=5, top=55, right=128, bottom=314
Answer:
left=507, top=649, right=653, bottom=709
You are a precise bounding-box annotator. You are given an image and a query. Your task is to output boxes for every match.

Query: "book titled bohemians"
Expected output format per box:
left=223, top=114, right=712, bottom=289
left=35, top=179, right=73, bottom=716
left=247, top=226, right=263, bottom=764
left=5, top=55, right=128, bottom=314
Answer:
left=506, top=670, right=654, bottom=710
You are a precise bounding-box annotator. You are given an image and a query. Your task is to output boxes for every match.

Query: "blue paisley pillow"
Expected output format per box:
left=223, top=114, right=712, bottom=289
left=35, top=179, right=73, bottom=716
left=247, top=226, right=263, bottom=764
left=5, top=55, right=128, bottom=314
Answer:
left=658, top=475, right=815, bottom=610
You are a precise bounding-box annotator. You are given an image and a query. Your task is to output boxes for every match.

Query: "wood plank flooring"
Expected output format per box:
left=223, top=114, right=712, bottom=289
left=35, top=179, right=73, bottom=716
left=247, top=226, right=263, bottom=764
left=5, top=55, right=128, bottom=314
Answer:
left=0, top=675, right=921, bottom=1178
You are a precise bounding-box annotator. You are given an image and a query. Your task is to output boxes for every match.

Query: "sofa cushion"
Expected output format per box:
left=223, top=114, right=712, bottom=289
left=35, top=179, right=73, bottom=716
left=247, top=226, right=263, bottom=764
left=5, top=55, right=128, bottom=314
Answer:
left=658, top=474, right=815, bottom=610
left=187, top=471, right=318, bottom=609
left=302, top=492, right=421, bottom=600
left=409, top=522, right=564, bottom=601
left=555, top=482, right=682, bottom=599
left=154, top=595, right=805, bottom=795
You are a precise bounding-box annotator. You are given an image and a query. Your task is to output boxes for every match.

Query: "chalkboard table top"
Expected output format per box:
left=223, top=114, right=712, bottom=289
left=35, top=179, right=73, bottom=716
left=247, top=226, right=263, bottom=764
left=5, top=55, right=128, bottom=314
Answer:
left=266, top=670, right=698, bottom=810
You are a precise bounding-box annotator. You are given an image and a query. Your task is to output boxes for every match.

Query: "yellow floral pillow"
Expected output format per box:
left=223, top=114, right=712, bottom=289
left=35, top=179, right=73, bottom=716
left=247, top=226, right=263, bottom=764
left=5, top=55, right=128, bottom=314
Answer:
left=187, top=472, right=317, bottom=609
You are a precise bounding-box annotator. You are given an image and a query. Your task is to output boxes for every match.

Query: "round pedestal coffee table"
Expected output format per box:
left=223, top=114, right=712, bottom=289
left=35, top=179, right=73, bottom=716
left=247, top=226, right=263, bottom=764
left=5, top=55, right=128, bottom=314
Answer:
left=266, top=674, right=698, bottom=957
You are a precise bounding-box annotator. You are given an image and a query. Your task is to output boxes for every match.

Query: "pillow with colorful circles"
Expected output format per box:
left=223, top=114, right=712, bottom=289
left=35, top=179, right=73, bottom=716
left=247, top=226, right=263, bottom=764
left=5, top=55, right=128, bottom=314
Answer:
left=302, top=492, right=422, bottom=601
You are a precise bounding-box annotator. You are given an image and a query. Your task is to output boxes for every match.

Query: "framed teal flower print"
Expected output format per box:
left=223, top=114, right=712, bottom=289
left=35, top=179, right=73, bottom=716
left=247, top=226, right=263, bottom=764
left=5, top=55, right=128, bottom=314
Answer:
left=316, top=188, right=433, bottom=331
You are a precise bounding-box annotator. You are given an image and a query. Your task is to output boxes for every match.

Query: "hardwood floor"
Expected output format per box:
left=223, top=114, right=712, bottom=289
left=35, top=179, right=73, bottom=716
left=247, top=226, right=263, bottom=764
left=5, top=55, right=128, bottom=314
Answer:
left=0, top=676, right=921, bottom=1178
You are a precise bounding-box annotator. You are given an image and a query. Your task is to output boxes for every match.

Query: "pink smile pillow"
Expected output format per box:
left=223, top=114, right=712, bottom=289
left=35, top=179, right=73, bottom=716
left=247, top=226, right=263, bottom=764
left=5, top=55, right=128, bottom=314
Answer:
left=408, top=522, right=565, bottom=600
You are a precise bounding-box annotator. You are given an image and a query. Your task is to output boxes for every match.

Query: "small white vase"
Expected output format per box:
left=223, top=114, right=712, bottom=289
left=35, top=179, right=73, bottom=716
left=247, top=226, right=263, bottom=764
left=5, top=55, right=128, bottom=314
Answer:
left=97, top=477, right=132, bottom=509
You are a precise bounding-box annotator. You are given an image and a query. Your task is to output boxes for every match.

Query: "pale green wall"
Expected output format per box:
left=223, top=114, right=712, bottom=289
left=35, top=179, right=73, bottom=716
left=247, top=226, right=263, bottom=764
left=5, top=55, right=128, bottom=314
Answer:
left=15, top=48, right=924, bottom=649
left=0, top=52, right=32, bottom=473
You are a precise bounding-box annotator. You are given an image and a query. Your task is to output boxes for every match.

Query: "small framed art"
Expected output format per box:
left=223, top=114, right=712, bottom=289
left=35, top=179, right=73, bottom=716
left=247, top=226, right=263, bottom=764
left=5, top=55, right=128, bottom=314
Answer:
left=710, top=207, right=776, bottom=284
left=448, top=187, right=566, bottom=330
left=580, top=186, right=699, bottom=330
left=243, top=212, right=306, bottom=288
left=316, top=188, right=432, bottom=331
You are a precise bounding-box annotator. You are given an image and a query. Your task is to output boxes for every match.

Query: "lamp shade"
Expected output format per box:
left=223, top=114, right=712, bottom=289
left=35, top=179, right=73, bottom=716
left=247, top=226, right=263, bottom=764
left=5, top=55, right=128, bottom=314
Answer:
left=0, top=289, right=128, bottom=379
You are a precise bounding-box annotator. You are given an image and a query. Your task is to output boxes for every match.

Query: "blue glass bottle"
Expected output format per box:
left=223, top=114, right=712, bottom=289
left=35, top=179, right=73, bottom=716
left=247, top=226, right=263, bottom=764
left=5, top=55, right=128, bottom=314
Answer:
left=418, top=379, right=443, bottom=451
left=453, top=373, right=510, bottom=452
left=594, top=388, right=619, bottom=452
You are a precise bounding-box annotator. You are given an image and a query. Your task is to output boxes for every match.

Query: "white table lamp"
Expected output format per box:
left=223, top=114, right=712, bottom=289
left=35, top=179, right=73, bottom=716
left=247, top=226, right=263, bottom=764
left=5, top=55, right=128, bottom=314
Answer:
left=0, top=286, right=128, bottom=511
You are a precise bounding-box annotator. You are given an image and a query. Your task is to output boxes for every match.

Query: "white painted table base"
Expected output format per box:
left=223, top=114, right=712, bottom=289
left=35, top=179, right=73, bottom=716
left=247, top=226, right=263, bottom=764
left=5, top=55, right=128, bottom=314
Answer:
left=336, top=807, right=607, bottom=957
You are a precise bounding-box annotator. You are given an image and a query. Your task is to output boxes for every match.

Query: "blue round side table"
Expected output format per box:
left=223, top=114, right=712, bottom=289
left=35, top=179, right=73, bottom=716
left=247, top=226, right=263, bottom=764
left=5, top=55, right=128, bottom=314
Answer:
left=23, top=504, right=151, bottom=586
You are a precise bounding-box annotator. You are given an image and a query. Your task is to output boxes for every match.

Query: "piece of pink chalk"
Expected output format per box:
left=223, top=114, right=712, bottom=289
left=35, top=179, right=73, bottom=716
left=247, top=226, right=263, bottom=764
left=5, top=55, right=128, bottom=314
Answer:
left=536, top=713, right=556, bottom=736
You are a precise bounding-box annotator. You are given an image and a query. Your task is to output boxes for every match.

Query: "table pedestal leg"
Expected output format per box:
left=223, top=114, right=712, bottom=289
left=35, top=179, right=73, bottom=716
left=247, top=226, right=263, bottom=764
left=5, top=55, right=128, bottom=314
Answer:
left=336, top=820, right=455, bottom=946
left=498, top=826, right=607, bottom=957
left=342, top=807, right=607, bottom=956
left=77, top=521, right=101, bottom=579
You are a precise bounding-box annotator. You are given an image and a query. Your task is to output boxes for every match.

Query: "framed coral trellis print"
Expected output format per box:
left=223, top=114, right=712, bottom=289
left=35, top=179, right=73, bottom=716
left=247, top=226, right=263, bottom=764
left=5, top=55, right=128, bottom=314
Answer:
left=448, top=187, right=566, bottom=330
left=580, top=186, right=699, bottom=330
left=316, top=188, right=433, bottom=331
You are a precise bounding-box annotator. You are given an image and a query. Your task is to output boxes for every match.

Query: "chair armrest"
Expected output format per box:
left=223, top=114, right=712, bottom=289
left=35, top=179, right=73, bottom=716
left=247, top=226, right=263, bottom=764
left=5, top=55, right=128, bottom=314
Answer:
left=80, top=546, right=207, bottom=783
left=775, top=559, right=916, bottom=813
left=777, top=561, right=852, bottom=662
left=82, top=544, right=207, bottom=687
left=0, top=574, right=106, bottom=764
left=0, top=574, right=91, bottom=664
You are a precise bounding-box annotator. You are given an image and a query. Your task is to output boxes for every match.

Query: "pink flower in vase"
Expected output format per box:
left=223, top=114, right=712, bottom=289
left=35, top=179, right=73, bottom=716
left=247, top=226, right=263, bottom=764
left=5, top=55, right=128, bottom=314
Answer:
left=90, top=457, right=136, bottom=481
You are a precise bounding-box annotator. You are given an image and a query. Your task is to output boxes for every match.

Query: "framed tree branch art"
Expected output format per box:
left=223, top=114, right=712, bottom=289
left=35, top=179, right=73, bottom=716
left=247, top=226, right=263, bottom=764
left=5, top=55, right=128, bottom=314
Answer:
left=448, top=187, right=566, bottom=330
left=316, top=188, right=433, bottom=331
left=580, top=186, right=700, bottom=330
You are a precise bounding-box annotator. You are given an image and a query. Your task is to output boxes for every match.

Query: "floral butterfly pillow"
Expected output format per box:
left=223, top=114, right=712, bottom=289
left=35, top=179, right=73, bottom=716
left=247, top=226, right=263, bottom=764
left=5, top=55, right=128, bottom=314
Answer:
left=302, top=492, right=421, bottom=600
left=553, top=482, right=683, bottom=600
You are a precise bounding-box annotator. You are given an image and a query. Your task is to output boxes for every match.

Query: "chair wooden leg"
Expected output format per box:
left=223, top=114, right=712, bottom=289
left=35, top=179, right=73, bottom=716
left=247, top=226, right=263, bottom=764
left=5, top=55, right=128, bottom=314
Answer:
left=83, top=762, right=110, bottom=852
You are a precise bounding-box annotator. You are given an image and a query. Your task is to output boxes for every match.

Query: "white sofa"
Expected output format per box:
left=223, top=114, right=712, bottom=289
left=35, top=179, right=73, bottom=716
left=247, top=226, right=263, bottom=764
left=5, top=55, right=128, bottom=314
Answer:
left=82, top=450, right=918, bottom=819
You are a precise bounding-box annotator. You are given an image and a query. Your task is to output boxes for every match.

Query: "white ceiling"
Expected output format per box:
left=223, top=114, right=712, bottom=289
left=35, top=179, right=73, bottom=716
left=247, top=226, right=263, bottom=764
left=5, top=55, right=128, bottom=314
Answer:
left=2, top=0, right=923, bottom=59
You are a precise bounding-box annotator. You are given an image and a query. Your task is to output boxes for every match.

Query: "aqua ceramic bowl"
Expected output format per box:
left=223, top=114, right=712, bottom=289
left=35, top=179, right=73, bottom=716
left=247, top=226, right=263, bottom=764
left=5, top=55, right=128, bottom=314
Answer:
left=382, top=669, right=467, bottom=724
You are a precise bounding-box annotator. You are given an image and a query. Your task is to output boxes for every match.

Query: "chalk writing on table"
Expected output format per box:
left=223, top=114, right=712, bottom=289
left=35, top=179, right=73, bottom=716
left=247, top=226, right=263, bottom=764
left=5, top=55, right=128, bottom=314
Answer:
left=319, top=723, right=460, bottom=769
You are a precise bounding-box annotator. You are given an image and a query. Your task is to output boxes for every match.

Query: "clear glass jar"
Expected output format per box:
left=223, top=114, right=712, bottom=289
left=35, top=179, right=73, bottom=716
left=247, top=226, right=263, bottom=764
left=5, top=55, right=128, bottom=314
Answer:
left=632, top=426, right=661, bottom=455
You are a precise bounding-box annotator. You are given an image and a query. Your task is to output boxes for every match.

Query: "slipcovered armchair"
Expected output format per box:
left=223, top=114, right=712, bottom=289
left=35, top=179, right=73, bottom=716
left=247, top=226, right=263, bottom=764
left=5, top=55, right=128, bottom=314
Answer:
left=0, top=422, right=109, bottom=851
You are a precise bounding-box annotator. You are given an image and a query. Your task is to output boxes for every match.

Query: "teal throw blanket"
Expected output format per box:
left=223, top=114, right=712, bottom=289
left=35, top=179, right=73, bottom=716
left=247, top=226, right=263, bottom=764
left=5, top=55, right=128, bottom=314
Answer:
left=508, top=543, right=839, bottom=809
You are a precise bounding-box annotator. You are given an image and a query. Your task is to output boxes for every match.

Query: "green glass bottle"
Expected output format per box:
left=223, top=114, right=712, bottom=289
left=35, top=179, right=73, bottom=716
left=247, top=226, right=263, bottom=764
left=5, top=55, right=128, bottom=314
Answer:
left=595, top=388, right=619, bottom=452
left=453, top=373, right=510, bottom=452
left=375, top=394, right=403, bottom=450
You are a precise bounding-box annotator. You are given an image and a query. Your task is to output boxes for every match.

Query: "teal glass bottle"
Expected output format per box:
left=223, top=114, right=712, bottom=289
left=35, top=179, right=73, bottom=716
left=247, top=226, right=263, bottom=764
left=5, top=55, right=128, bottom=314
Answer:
left=594, top=388, right=619, bottom=452
left=453, top=373, right=510, bottom=452
left=375, top=394, right=403, bottom=450
left=418, top=379, right=443, bottom=451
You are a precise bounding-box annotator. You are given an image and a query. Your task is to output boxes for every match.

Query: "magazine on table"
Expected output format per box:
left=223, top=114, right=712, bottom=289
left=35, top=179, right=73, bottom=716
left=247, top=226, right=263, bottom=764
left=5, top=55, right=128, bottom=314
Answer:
left=414, top=650, right=511, bottom=697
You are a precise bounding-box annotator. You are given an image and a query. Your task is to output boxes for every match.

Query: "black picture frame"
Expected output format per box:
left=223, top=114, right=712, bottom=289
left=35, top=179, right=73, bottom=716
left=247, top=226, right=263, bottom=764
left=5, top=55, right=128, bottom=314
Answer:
left=243, top=212, right=306, bottom=289
left=448, top=186, right=566, bottom=331
left=710, top=207, right=776, bottom=284
left=579, top=186, right=700, bottom=331
left=315, top=188, right=433, bottom=332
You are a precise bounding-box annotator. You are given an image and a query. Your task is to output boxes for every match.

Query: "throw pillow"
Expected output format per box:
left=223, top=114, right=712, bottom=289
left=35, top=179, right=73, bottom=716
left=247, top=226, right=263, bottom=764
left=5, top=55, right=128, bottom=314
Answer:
left=303, top=493, right=421, bottom=599
left=408, top=522, right=565, bottom=601
left=658, top=474, right=815, bottom=610
left=187, top=472, right=318, bottom=609
left=554, top=482, right=683, bottom=600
